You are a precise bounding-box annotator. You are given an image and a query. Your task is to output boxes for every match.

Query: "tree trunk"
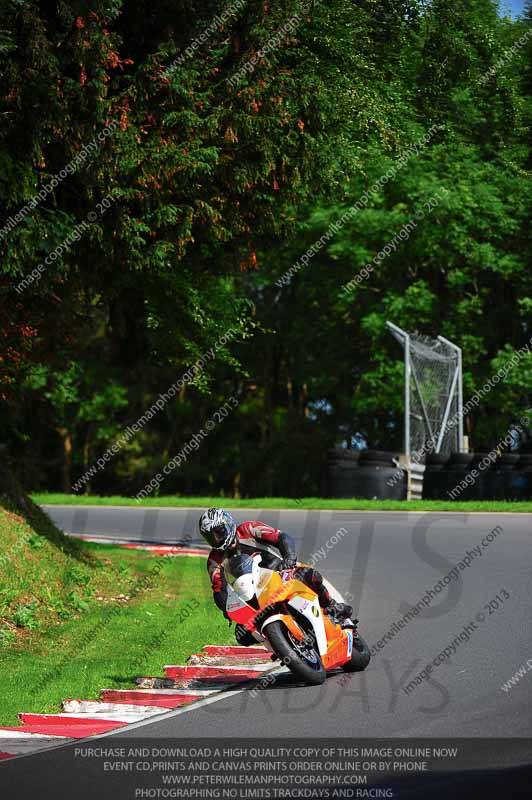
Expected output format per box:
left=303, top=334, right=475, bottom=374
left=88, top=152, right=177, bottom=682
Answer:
left=82, top=424, right=93, bottom=494
left=57, top=427, right=72, bottom=493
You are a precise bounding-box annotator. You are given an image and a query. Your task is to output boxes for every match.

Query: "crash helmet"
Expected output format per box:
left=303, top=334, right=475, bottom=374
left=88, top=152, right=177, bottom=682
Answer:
left=198, top=508, right=237, bottom=550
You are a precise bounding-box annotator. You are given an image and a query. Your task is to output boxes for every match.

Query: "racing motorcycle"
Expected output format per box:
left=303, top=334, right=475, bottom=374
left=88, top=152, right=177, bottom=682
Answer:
left=224, top=552, right=370, bottom=685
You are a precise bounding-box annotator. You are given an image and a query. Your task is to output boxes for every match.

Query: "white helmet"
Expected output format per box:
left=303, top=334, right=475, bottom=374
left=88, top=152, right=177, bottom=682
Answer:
left=198, top=508, right=237, bottom=550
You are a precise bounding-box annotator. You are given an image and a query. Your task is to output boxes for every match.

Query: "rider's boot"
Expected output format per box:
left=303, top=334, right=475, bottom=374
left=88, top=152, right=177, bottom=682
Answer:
left=324, top=598, right=353, bottom=621
left=297, top=566, right=354, bottom=621
left=315, top=582, right=353, bottom=620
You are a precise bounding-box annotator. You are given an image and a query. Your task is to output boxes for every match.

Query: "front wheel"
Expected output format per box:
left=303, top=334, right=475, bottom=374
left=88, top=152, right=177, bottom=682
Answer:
left=343, top=633, right=371, bottom=672
left=264, top=621, right=326, bottom=685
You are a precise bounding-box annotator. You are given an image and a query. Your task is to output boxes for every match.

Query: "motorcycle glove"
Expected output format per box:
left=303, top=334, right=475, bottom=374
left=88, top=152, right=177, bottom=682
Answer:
left=278, top=532, right=297, bottom=567
left=280, top=556, right=298, bottom=570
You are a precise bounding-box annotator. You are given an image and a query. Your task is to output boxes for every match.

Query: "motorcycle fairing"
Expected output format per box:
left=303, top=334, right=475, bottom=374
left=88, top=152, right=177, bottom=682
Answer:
left=224, top=552, right=356, bottom=672
left=287, top=595, right=327, bottom=655
left=225, top=583, right=256, bottom=626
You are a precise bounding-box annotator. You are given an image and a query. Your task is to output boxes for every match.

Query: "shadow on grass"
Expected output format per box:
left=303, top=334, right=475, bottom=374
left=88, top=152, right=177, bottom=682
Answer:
left=106, top=674, right=144, bottom=686
left=0, top=466, right=92, bottom=565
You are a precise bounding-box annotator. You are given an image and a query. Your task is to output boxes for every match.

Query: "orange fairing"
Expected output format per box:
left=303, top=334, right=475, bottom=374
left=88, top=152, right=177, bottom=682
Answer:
left=242, top=566, right=352, bottom=669
left=259, top=572, right=351, bottom=670
left=254, top=571, right=316, bottom=642
left=321, top=615, right=350, bottom=670
left=274, top=614, right=306, bottom=642
left=256, top=571, right=316, bottom=608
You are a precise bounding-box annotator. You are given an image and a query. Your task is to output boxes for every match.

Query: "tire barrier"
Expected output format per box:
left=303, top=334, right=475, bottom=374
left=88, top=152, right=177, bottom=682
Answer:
left=325, top=448, right=361, bottom=498
left=443, top=452, right=478, bottom=501
left=423, top=452, right=532, bottom=501
left=510, top=454, right=532, bottom=501
left=360, top=449, right=401, bottom=465
left=422, top=453, right=449, bottom=500
left=482, top=453, right=520, bottom=500
left=328, top=449, right=532, bottom=501
left=470, top=453, right=497, bottom=501
left=326, top=448, right=406, bottom=500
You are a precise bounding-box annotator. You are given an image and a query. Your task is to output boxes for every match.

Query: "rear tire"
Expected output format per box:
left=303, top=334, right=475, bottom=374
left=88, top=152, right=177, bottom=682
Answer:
left=343, top=633, right=371, bottom=672
left=264, top=621, right=326, bottom=685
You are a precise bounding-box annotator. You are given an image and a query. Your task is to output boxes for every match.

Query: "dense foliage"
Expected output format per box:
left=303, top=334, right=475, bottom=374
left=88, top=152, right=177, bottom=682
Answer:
left=1, top=0, right=531, bottom=496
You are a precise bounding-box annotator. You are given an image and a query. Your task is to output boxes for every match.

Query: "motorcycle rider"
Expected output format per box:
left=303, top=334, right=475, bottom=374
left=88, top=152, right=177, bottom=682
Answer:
left=198, top=508, right=353, bottom=646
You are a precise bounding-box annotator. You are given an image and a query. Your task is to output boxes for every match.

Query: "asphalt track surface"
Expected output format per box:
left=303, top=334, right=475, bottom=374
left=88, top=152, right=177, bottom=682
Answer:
left=2, top=506, right=531, bottom=798
left=41, top=505, right=532, bottom=738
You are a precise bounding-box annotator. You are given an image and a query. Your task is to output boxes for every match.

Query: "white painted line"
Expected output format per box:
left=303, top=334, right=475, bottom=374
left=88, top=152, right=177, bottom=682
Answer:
left=55, top=711, right=161, bottom=723
left=62, top=700, right=164, bottom=715
left=188, top=655, right=272, bottom=666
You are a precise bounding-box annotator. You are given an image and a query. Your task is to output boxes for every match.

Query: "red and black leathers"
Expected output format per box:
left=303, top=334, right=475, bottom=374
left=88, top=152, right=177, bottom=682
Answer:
left=206, top=520, right=333, bottom=615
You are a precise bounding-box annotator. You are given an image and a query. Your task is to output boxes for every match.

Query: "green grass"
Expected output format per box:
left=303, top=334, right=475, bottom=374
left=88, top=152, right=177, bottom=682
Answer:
left=0, top=490, right=232, bottom=727
left=0, top=497, right=160, bottom=642
left=33, top=493, right=532, bottom=513
left=0, top=551, right=232, bottom=726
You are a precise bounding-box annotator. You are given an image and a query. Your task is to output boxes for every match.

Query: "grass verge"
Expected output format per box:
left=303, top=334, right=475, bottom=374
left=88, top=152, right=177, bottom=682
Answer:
left=33, top=493, right=532, bottom=513
left=0, top=480, right=232, bottom=727
left=0, top=551, right=232, bottom=727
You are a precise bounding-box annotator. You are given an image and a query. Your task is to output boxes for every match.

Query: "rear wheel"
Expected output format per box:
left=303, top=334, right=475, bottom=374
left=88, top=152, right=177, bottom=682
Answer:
left=264, top=621, right=326, bottom=685
left=343, top=633, right=371, bottom=672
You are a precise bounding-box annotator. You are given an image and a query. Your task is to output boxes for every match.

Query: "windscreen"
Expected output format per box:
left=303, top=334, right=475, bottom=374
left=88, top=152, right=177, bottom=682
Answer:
left=224, top=553, right=254, bottom=586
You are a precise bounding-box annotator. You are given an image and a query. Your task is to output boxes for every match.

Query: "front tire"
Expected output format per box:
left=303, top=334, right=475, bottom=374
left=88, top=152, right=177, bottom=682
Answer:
left=264, top=621, right=326, bottom=685
left=343, top=633, right=371, bottom=672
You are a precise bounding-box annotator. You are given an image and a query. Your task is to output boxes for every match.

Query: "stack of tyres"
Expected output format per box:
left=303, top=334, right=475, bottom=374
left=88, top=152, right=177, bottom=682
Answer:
left=325, top=448, right=360, bottom=498
left=422, top=453, right=449, bottom=499
left=354, top=450, right=406, bottom=500
left=445, top=452, right=477, bottom=500
left=480, top=453, right=519, bottom=500
left=328, top=449, right=531, bottom=500
left=512, top=454, right=532, bottom=500
left=470, top=452, right=498, bottom=501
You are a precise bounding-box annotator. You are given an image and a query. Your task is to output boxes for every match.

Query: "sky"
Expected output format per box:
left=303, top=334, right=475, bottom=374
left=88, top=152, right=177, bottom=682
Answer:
left=500, top=0, right=527, bottom=17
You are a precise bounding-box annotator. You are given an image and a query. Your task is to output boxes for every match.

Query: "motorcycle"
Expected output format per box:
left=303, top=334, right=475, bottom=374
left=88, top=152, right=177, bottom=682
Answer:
left=223, top=552, right=370, bottom=685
